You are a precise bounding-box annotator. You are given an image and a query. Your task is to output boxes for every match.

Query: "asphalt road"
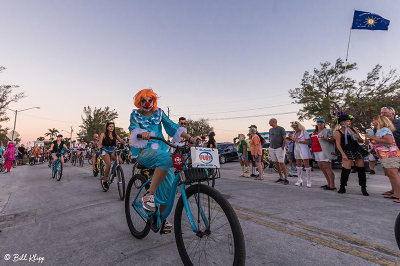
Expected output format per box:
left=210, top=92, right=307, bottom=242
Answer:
left=1, top=161, right=400, bottom=265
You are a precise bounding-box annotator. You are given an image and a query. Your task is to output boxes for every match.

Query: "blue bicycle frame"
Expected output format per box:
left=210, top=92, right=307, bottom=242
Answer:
left=132, top=170, right=210, bottom=233
left=53, top=149, right=66, bottom=172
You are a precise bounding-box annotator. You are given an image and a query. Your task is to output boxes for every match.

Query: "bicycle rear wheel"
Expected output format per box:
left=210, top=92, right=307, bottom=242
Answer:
left=56, top=163, right=63, bottom=181
left=88, top=158, right=93, bottom=165
left=395, top=212, right=400, bottom=250
left=117, top=166, right=125, bottom=200
left=174, top=184, right=245, bottom=266
left=125, top=174, right=151, bottom=239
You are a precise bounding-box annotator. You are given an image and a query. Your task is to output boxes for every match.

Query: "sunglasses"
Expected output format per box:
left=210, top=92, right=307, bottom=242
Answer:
left=179, top=122, right=186, bottom=126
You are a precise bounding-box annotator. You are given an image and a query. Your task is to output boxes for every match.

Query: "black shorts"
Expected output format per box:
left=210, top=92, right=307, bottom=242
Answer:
left=247, top=151, right=253, bottom=162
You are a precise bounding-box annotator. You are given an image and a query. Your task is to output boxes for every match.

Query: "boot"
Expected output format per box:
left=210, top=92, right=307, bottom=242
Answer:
left=295, top=167, right=303, bottom=186
left=338, top=168, right=351, bottom=194
left=305, top=167, right=312, bottom=188
left=357, top=167, right=369, bottom=196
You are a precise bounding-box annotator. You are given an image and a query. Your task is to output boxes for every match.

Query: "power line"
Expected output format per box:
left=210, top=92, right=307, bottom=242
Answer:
left=207, top=111, right=297, bottom=121
left=171, top=103, right=295, bottom=117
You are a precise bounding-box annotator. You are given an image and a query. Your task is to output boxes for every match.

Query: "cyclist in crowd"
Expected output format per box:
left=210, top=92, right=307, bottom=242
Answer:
left=49, top=134, right=69, bottom=167
left=98, top=122, right=127, bottom=191
left=78, top=141, right=87, bottom=163
left=70, top=140, right=79, bottom=162
left=129, top=89, right=200, bottom=231
left=89, top=134, right=100, bottom=174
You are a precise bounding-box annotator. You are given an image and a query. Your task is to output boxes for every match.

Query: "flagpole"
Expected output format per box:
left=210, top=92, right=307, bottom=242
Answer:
left=342, top=9, right=355, bottom=91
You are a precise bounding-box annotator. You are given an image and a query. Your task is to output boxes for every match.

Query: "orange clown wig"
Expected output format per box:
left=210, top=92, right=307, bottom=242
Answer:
left=134, top=88, right=158, bottom=111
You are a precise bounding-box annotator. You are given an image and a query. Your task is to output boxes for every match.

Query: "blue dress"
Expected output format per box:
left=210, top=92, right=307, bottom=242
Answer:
left=129, top=108, right=186, bottom=205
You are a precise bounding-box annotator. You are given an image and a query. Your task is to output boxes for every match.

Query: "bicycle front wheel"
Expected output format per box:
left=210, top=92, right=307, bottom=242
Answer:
left=395, top=212, right=400, bottom=250
left=174, top=184, right=245, bottom=266
left=79, top=156, right=84, bottom=167
left=125, top=174, right=151, bottom=239
left=117, top=166, right=125, bottom=200
left=56, top=163, right=63, bottom=181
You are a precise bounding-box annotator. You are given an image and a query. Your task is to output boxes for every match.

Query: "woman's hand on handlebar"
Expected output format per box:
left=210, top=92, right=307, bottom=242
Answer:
left=140, top=132, right=151, bottom=140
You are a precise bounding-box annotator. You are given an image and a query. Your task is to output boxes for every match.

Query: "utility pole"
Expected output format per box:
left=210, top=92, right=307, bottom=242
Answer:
left=70, top=126, right=73, bottom=141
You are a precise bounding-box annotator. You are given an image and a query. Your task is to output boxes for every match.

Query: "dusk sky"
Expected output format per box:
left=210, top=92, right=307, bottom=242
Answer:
left=1, top=0, right=399, bottom=144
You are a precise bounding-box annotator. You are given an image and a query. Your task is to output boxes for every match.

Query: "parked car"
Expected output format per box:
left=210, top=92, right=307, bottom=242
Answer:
left=217, top=142, right=238, bottom=164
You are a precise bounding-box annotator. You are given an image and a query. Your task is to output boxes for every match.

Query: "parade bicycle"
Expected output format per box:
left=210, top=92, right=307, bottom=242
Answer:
left=78, top=149, right=87, bottom=167
left=125, top=135, right=245, bottom=265
left=51, top=149, right=67, bottom=181
left=93, top=153, right=105, bottom=177
left=100, top=146, right=126, bottom=200
left=262, top=149, right=278, bottom=172
left=395, top=212, right=400, bottom=250
left=71, top=151, right=78, bottom=166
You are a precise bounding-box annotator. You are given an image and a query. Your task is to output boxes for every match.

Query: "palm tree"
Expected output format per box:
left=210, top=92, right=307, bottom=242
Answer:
left=45, top=128, right=59, bottom=141
left=37, top=136, right=45, bottom=141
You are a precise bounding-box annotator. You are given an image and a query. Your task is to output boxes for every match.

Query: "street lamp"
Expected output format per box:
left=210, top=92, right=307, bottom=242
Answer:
left=6, top=106, right=40, bottom=141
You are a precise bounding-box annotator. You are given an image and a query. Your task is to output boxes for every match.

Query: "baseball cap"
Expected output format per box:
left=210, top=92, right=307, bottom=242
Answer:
left=316, top=118, right=325, bottom=123
left=57, top=134, right=63, bottom=138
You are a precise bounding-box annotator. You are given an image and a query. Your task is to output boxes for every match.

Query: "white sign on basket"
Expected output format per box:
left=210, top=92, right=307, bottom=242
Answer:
left=190, top=147, right=220, bottom=168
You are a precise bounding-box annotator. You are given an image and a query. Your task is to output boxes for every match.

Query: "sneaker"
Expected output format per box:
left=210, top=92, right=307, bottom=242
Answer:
left=163, top=220, right=173, bottom=232
left=370, top=170, right=376, bottom=175
left=250, top=174, right=257, bottom=177
left=275, top=178, right=284, bottom=183
left=142, top=192, right=156, bottom=212
left=283, top=179, right=289, bottom=185
left=102, top=181, right=109, bottom=191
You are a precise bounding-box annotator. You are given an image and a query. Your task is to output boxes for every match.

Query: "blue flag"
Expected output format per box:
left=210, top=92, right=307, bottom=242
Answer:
left=352, top=10, right=390, bottom=31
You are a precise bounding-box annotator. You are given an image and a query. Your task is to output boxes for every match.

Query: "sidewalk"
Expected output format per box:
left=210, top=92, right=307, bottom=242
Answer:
left=220, top=162, right=393, bottom=199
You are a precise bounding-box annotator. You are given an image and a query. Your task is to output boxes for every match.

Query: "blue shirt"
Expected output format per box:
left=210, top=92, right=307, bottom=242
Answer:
left=129, top=108, right=182, bottom=157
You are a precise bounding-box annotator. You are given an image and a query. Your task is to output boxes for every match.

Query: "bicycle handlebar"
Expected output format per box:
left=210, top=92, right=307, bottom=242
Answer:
left=136, top=134, right=201, bottom=149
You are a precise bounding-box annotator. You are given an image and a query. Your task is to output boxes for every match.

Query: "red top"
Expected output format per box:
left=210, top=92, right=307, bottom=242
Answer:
left=311, top=132, right=322, bottom=152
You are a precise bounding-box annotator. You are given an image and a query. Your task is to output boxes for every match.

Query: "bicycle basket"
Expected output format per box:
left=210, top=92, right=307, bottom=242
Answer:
left=181, top=167, right=220, bottom=184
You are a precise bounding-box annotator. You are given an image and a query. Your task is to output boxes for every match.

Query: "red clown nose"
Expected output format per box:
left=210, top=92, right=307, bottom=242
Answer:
left=143, top=102, right=152, bottom=108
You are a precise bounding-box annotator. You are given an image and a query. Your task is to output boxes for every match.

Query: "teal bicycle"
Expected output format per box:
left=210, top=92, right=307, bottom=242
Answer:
left=125, top=135, right=245, bottom=265
left=51, top=149, right=67, bottom=181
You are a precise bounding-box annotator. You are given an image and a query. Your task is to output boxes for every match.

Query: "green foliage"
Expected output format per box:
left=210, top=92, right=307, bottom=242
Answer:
left=186, top=118, right=213, bottom=137
left=79, top=106, right=119, bottom=142
left=44, top=128, right=59, bottom=141
left=289, top=58, right=357, bottom=127
left=36, top=137, right=45, bottom=141
left=115, top=127, right=129, bottom=139
left=346, top=65, right=400, bottom=133
left=0, top=126, right=8, bottom=146
left=0, top=66, right=24, bottom=124
left=291, top=59, right=400, bottom=133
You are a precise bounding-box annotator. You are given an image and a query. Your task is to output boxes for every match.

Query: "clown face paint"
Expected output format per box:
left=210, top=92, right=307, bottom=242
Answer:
left=140, top=97, right=154, bottom=112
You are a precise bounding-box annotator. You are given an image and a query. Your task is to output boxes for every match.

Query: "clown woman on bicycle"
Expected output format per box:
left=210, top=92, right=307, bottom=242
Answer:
left=129, top=89, right=200, bottom=230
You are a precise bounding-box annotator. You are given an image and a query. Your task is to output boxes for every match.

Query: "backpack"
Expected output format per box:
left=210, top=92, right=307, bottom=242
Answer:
left=257, top=133, right=266, bottom=145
